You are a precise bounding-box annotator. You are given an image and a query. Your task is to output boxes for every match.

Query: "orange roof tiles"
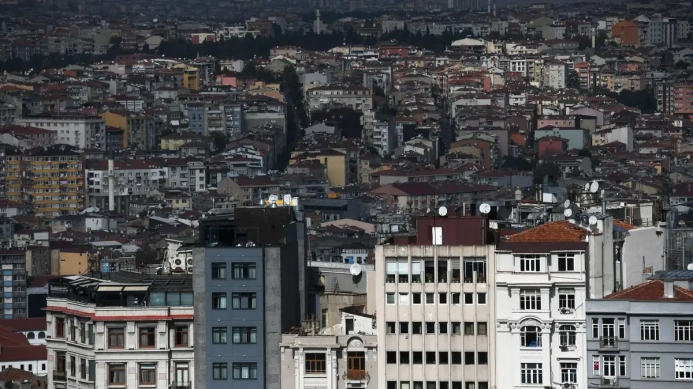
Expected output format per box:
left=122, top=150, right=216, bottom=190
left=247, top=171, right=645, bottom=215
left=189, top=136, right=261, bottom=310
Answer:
left=613, top=219, right=637, bottom=231
left=507, top=221, right=588, bottom=243
left=605, top=280, right=693, bottom=301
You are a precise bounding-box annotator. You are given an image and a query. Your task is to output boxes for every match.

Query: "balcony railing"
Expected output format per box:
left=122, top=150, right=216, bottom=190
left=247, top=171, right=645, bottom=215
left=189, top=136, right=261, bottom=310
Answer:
left=170, top=384, right=190, bottom=389
left=53, top=370, right=67, bottom=382
left=344, top=370, right=368, bottom=381
left=599, top=336, right=618, bottom=349
left=600, top=377, right=618, bottom=387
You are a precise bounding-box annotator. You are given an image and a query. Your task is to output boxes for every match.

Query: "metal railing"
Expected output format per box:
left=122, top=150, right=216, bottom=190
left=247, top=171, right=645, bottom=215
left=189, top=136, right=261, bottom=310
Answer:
left=600, top=377, right=618, bottom=387
left=344, top=370, right=368, bottom=381
left=599, top=336, right=618, bottom=349
left=53, top=370, right=67, bottom=382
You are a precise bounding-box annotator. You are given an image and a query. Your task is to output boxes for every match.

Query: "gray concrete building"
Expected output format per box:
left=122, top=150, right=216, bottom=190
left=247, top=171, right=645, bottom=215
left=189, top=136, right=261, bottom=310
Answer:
left=586, top=270, right=693, bottom=389
left=194, top=206, right=308, bottom=389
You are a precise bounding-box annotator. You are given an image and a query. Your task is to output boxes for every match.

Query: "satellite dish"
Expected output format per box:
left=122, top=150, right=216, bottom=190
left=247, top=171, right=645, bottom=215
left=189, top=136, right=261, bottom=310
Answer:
left=479, top=203, right=491, bottom=215
left=564, top=209, right=573, bottom=218
left=687, top=263, right=693, bottom=271
left=438, top=206, right=448, bottom=217
left=589, top=216, right=598, bottom=226
left=581, top=215, right=589, bottom=224
left=269, top=194, right=278, bottom=203
left=153, top=18, right=158, bottom=23
left=563, top=199, right=571, bottom=208
left=350, top=263, right=362, bottom=276
left=590, top=181, right=599, bottom=193
left=584, top=183, right=590, bottom=191
left=283, top=194, right=292, bottom=205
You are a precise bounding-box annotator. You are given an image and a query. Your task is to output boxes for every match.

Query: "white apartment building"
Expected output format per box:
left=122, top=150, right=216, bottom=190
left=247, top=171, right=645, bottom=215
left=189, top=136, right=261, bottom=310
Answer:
left=306, top=85, right=373, bottom=116
left=376, top=243, right=496, bottom=389
left=45, top=274, right=195, bottom=389
left=18, top=113, right=106, bottom=150
left=542, top=62, right=567, bottom=90
left=495, top=220, right=590, bottom=389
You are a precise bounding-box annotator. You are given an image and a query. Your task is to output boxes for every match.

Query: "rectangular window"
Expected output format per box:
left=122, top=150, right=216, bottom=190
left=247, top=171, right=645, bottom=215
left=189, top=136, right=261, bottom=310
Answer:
left=478, top=352, right=488, bottom=364
left=211, top=263, right=226, bottom=279
left=426, top=322, right=435, bottom=334
left=411, top=260, right=422, bottom=283
left=232, top=293, right=256, bottom=309
left=213, top=363, right=228, bottom=380
left=619, top=355, right=627, bottom=377
left=640, top=320, right=659, bottom=341
left=139, top=327, right=155, bottom=348
left=426, top=352, right=436, bottom=364
left=675, top=320, right=693, bottom=341
left=212, top=293, right=227, bottom=309
left=464, top=293, right=474, bottom=304
left=80, top=359, right=87, bottom=379
left=400, top=351, right=409, bottom=364
left=386, top=293, right=395, bottom=304
left=560, top=362, right=577, bottom=383
left=413, top=352, right=423, bottom=364
left=399, top=293, right=409, bottom=305
left=519, top=255, right=541, bottom=272
left=413, top=322, right=422, bottom=334
left=520, top=289, right=541, bottom=310
left=558, top=288, right=576, bottom=310
left=439, top=293, right=447, bottom=304
left=108, top=364, right=126, bottom=386
left=386, top=322, right=395, bottom=334
left=439, top=322, right=448, bottom=334
left=400, top=322, right=409, bottom=334
left=386, top=261, right=396, bottom=283
left=412, top=293, right=421, bottom=304
left=463, top=257, right=486, bottom=283
left=478, top=322, right=487, bottom=335
left=452, top=322, right=461, bottom=335
left=603, top=356, right=616, bottom=377
left=232, top=327, right=257, bottom=344
left=305, top=354, right=326, bottom=374
left=593, top=355, right=601, bottom=376
left=398, top=260, right=409, bottom=283
left=675, top=358, right=693, bottom=380
left=426, top=293, right=435, bottom=304
left=464, top=352, right=474, bottom=365
left=212, top=327, right=227, bottom=344
left=641, top=357, right=660, bottom=378
left=452, top=352, right=462, bottom=364
left=232, top=263, right=256, bottom=279
left=56, top=317, right=65, bottom=338
left=452, top=293, right=460, bottom=304
left=477, top=293, right=486, bottom=304
left=618, top=318, right=626, bottom=339
left=557, top=253, right=575, bottom=271
left=521, top=363, right=543, bottom=384
left=70, top=356, right=75, bottom=376
left=175, top=326, right=189, bottom=347
left=387, top=352, right=396, bottom=364
left=439, top=352, right=449, bottom=364
left=107, top=328, right=124, bottom=349
left=139, top=364, right=156, bottom=385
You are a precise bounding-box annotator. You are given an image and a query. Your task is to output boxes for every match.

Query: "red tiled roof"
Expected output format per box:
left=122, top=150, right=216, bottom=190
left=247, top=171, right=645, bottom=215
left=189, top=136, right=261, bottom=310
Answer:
left=605, top=280, right=693, bottom=301
left=613, top=219, right=637, bottom=231
left=507, top=220, right=588, bottom=243
left=0, top=317, right=46, bottom=332
left=0, top=325, right=46, bottom=362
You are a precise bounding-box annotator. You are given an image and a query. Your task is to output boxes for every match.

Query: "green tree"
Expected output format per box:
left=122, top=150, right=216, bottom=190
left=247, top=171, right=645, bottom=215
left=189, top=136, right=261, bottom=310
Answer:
left=533, top=162, right=562, bottom=185
left=209, top=131, right=229, bottom=153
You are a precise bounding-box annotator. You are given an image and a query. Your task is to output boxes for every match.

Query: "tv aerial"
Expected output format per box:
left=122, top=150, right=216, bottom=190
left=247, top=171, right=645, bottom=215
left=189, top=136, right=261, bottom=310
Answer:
left=479, top=203, right=491, bottom=215
left=438, top=206, right=448, bottom=217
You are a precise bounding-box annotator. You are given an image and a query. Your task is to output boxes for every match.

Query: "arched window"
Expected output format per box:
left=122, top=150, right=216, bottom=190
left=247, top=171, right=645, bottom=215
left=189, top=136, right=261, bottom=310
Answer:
left=559, top=325, right=576, bottom=346
left=38, top=332, right=45, bottom=339
left=27, top=332, right=35, bottom=339
left=521, top=326, right=542, bottom=347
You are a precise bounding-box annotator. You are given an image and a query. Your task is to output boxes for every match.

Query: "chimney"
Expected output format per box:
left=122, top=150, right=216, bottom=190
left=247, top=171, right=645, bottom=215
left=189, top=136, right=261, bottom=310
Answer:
left=663, top=280, right=675, bottom=299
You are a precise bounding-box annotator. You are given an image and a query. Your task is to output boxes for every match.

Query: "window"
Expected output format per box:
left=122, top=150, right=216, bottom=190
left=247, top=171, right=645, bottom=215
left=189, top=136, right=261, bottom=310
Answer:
left=79, top=322, right=86, bottom=343
left=212, top=293, right=227, bottom=309
left=211, top=263, right=226, bottom=279
left=386, top=322, right=395, bottom=334
left=232, top=263, right=256, bottom=279
left=560, top=362, right=577, bottom=383
left=426, top=293, right=435, bottom=304
left=426, top=322, right=435, bottom=334
left=439, top=351, right=449, bottom=364
left=452, top=352, right=462, bottom=364
left=108, top=364, right=126, bottom=386
left=452, top=322, right=461, bottom=335
left=400, top=351, right=409, bottom=363
left=232, top=327, right=257, bottom=344
left=139, top=327, right=155, bottom=348
left=305, top=354, right=326, bottom=374
left=439, top=322, right=447, bottom=334
left=70, top=356, right=75, bottom=376
left=387, top=352, right=397, bottom=364
left=139, top=364, right=156, bottom=385
left=231, top=292, right=256, bottom=309
left=80, top=359, right=86, bottom=379
left=400, top=322, right=409, bottom=334
left=175, top=326, right=189, bottom=347
left=413, top=352, right=423, bottom=364
left=640, top=320, right=659, bottom=341
left=521, top=326, right=542, bottom=347
left=213, top=363, right=228, bottom=380
left=675, top=320, right=693, bottom=341
left=558, top=288, right=575, bottom=310
left=478, top=352, right=488, bottom=364
left=559, top=325, right=576, bottom=346
left=464, top=293, right=473, bottom=304
left=463, top=257, right=486, bottom=283
left=386, top=261, right=396, bottom=283
left=212, top=327, right=227, bottom=344
left=55, top=317, right=65, bottom=338
left=593, top=355, right=601, bottom=376
left=521, top=363, right=543, bottom=384
left=413, top=322, right=422, bottom=334
left=439, top=293, right=447, bottom=304
left=386, top=293, right=395, bottom=305
left=619, top=355, right=627, bottom=377
left=464, top=352, right=474, bottom=365
left=413, top=293, right=422, bottom=304
left=641, top=357, right=660, bottom=378
left=426, top=352, right=436, bottom=364
left=519, top=255, right=541, bottom=272
left=520, top=289, right=541, bottom=310
left=557, top=253, right=575, bottom=271
left=399, top=293, right=410, bottom=305
left=398, top=260, right=409, bottom=283
left=411, top=260, right=422, bottom=283
left=477, top=293, right=486, bottom=304
left=618, top=318, right=626, bottom=339
left=461, top=322, right=475, bottom=336
left=452, top=293, right=460, bottom=304
left=478, top=322, right=487, bottom=335
left=602, top=356, right=616, bottom=377
left=675, top=358, right=693, bottom=379
left=107, top=328, right=124, bottom=349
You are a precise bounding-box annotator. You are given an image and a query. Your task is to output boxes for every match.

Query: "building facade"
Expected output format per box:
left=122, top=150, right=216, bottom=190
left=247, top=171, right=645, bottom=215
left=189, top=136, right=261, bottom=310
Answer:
left=17, top=114, right=105, bottom=150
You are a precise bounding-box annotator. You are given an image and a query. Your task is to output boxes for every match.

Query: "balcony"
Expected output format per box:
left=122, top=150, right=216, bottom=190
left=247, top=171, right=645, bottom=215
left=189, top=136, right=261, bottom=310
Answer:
left=344, top=370, right=368, bottom=381
left=599, top=336, right=618, bottom=349
left=53, top=371, right=67, bottom=382
left=600, top=377, right=619, bottom=387
left=170, top=384, right=190, bottom=389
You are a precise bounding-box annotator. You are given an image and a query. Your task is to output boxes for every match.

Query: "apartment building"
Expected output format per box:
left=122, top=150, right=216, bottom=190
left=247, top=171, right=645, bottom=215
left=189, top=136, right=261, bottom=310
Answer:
left=0, top=125, right=56, bottom=148
left=101, top=110, right=157, bottom=150
left=17, top=113, right=105, bottom=150
left=0, top=100, right=17, bottom=126
left=194, top=206, right=308, bottom=389
left=375, top=214, right=496, bottom=389
left=45, top=273, right=195, bottom=389
left=0, top=249, right=28, bottom=319
left=306, top=85, right=373, bottom=116
left=673, top=83, right=693, bottom=115
left=587, top=270, right=693, bottom=389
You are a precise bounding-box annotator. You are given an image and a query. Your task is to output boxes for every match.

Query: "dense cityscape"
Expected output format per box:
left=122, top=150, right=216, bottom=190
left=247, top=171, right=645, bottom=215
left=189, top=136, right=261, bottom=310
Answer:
left=0, top=1, right=692, bottom=389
